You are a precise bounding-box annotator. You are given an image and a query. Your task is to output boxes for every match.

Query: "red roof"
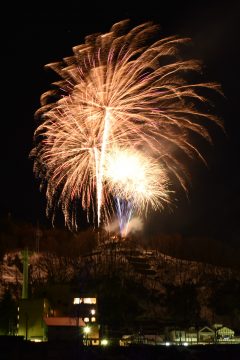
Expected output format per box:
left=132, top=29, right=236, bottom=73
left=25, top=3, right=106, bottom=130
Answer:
left=44, top=317, right=85, bottom=327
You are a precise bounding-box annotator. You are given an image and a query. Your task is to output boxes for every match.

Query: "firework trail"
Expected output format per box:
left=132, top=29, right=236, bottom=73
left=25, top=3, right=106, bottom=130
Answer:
left=30, top=20, right=222, bottom=230
left=115, top=198, right=133, bottom=237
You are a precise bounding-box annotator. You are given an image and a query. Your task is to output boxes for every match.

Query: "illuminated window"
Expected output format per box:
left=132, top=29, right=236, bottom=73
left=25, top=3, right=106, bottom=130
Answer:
left=74, top=297, right=97, bottom=304
left=83, top=297, right=96, bottom=304
left=84, top=317, right=89, bottom=322
left=91, top=317, right=96, bottom=322
left=90, top=309, right=96, bottom=315
left=73, top=297, right=84, bottom=304
left=93, top=339, right=99, bottom=345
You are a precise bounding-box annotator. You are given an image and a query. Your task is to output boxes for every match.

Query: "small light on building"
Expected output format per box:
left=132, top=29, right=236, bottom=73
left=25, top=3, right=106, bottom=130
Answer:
left=165, top=342, right=170, bottom=346
left=90, top=309, right=96, bottom=315
left=84, top=317, right=89, bottom=322
left=84, top=326, right=91, bottom=334
left=183, top=342, right=188, bottom=346
left=91, top=317, right=96, bottom=322
left=101, top=339, right=108, bottom=346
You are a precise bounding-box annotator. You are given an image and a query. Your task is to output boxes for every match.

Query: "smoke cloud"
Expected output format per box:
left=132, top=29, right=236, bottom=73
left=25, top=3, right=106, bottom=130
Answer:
left=126, top=217, right=143, bottom=234
left=104, top=216, right=143, bottom=236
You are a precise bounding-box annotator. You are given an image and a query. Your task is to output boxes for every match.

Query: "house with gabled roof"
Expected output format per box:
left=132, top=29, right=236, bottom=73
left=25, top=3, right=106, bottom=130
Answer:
left=198, top=326, right=215, bottom=343
left=216, top=326, right=235, bottom=341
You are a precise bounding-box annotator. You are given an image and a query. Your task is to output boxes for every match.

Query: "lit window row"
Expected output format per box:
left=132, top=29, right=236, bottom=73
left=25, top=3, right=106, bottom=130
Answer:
left=73, top=297, right=97, bottom=304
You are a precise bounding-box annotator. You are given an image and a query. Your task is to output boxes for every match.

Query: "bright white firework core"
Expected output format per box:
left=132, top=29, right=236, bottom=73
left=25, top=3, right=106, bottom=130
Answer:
left=104, top=148, right=170, bottom=210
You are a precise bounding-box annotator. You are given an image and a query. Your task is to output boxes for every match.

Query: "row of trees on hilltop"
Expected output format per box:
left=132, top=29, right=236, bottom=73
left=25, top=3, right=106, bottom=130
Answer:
left=1, top=216, right=240, bottom=270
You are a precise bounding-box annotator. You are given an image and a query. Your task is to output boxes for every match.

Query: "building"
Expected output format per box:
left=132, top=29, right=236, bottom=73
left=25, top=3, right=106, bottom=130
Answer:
left=43, top=317, right=85, bottom=341
left=72, top=296, right=100, bottom=345
left=18, top=298, right=51, bottom=341
left=185, top=327, right=198, bottom=344
left=216, top=326, right=235, bottom=342
left=197, top=326, right=215, bottom=343
left=17, top=249, right=100, bottom=344
left=169, top=329, right=184, bottom=343
left=169, top=327, right=198, bottom=344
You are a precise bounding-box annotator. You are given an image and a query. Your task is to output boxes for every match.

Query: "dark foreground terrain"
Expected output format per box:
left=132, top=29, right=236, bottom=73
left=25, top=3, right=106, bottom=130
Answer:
left=1, top=337, right=240, bottom=360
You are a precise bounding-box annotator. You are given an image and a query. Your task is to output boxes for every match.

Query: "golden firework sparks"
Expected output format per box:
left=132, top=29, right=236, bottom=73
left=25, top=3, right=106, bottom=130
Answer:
left=30, top=20, right=222, bottom=230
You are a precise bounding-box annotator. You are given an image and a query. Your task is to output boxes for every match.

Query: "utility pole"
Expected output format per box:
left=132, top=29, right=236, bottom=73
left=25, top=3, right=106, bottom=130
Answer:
left=21, top=248, right=29, bottom=300
left=36, top=221, right=42, bottom=253
left=21, top=248, right=29, bottom=340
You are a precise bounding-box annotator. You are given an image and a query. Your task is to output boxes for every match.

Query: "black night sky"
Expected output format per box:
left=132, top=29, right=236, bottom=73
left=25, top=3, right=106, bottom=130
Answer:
left=1, top=1, right=240, bottom=245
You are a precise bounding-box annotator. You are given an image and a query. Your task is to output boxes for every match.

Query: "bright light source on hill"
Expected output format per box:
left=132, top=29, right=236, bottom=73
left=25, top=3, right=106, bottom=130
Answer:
left=101, top=339, right=108, bottom=346
left=84, top=326, right=90, bottom=334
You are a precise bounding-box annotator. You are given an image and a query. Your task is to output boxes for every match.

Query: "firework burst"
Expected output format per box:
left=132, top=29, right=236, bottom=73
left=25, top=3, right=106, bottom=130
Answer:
left=30, top=20, right=222, bottom=230
left=105, top=148, right=170, bottom=211
left=105, top=147, right=171, bottom=237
